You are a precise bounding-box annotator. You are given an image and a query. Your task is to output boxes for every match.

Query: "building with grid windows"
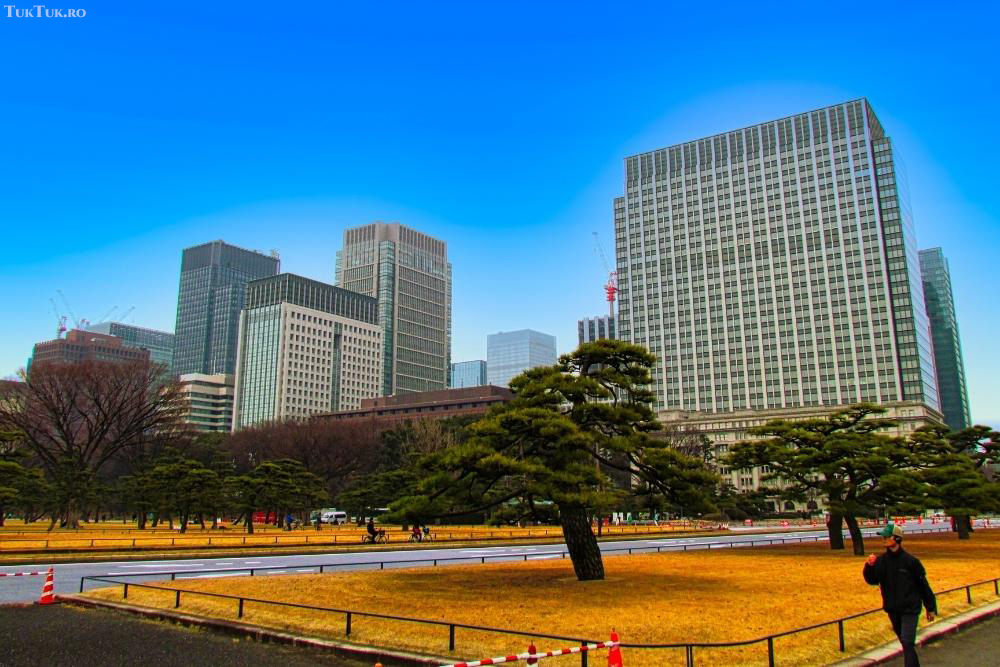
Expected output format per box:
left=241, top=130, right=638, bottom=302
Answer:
left=616, top=100, right=946, bottom=496
left=232, top=274, right=382, bottom=430
left=83, top=322, right=175, bottom=369
left=919, top=248, right=971, bottom=431
left=486, top=329, right=557, bottom=388
left=30, top=329, right=151, bottom=368
left=172, top=241, right=280, bottom=377
left=335, top=222, right=451, bottom=396
left=578, top=315, right=616, bottom=345
left=177, top=373, right=235, bottom=432
left=450, top=360, right=487, bottom=388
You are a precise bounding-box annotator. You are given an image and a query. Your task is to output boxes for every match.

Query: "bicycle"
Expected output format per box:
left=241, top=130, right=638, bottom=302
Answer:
left=361, top=530, right=388, bottom=544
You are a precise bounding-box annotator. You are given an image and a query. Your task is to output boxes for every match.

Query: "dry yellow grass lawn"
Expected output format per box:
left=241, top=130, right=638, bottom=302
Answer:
left=0, top=522, right=701, bottom=554
left=82, top=530, right=1000, bottom=666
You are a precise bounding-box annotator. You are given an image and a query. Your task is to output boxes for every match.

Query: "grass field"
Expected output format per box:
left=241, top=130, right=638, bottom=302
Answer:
left=81, top=530, right=1000, bottom=666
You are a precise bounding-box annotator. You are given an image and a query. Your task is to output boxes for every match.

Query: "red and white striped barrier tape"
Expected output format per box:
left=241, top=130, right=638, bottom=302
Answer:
left=0, top=570, right=49, bottom=577
left=439, top=640, right=617, bottom=667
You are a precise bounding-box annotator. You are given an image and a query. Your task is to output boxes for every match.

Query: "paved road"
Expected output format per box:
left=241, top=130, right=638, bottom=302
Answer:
left=882, top=615, right=1000, bottom=667
left=0, top=524, right=963, bottom=604
left=0, top=604, right=371, bottom=666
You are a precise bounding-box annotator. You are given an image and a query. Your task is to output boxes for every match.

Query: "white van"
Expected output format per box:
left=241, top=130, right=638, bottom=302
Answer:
left=320, top=509, right=347, bottom=525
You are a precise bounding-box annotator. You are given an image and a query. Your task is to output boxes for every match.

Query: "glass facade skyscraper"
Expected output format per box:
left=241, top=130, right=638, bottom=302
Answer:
left=232, top=273, right=382, bottom=429
left=578, top=315, right=616, bottom=345
left=919, top=248, right=971, bottom=431
left=172, top=241, right=279, bottom=376
left=615, top=99, right=940, bottom=414
left=336, top=222, right=452, bottom=396
left=486, top=329, right=557, bottom=388
left=83, top=322, right=175, bottom=369
left=450, top=360, right=487, bottom=388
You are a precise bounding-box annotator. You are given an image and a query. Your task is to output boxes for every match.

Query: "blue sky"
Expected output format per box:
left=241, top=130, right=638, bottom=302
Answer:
left=1, top=1, right=998, bottom=426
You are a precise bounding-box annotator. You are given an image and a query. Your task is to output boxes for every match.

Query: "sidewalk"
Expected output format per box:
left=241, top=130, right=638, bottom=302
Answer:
left=832, top=600, right=1000, bottom=666
left=881, top=616, right=1000, bottom=667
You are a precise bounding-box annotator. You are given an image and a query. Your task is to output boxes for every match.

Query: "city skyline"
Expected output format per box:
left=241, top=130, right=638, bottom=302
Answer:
left=2, top=3, right=998, bottom=427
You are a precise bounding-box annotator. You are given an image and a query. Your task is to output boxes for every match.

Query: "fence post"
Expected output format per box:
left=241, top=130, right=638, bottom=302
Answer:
left=346, top=611, right=352, bottom=636
left=79, top=578, right=85, bottom=593
left=123, top=583, right=129, bottom=599
left=449, top=624, right=456, bottom=651
left=838, top=619, right=845, bottom=651
left=580, top=645, right=588, bottom=666
left=767, top=636, right=775, bottom=667
left=966, top=586, right=972, bottom=604
left=319, top=565, right=324, bottom=574
left=994, top=578, right=998, bottom=596
left=171, top=572, right=176, bottom=581
left=685, top=645, right=694, bottom=667
left=250, top=569, right=254, bottom=576
left=175, top=590, right=181, bottom=608
left=238, top=598, right=244, bottom=618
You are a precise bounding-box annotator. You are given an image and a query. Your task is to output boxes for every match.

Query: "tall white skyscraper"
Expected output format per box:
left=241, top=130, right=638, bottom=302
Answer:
left=232, top=273, right=382, bottom=429
left=615, top=99, right=940, bottom=417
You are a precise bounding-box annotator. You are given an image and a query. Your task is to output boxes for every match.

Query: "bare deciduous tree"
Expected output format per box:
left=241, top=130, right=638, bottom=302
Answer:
left=0, top=361, right=184, bottom=529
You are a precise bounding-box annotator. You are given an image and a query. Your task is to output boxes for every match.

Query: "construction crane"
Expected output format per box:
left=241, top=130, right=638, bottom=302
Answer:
left=56, top=290, right=81, bottom=329
left=591, top=232, right=618, bottom=320
left=48, top=299, right=68, bottom=339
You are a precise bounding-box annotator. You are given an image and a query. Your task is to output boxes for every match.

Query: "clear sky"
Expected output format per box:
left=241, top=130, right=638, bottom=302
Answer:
left=1, top=1, right=997, bottom=427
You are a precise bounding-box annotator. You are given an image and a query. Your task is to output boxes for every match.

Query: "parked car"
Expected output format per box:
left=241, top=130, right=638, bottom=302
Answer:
left=319, top=509, right=347, bottom=525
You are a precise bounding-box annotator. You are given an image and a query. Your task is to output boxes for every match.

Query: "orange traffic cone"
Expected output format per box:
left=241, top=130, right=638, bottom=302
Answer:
left=608, top=629, right=623, bottom=667
left=37, top=568, right=55, bottom=605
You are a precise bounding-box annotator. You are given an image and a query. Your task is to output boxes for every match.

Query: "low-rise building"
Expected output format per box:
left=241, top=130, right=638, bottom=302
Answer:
left=315, top=385, right=513, bottom=426
left=177, top=373, right=235, bottom=432
left=30, top=329, right=151, bottom=368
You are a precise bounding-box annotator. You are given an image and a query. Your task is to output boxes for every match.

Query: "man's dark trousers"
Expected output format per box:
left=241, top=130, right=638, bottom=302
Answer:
left=887, top=611, right=920, bottom=667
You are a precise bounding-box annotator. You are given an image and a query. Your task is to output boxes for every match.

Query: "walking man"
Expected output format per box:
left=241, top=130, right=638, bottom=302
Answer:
left=863, top=522, right=937, bottom=667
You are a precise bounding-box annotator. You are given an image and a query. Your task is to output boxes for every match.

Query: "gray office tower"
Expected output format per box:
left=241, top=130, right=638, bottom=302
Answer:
left=578, top=315, right=616, bottom=345
left=451, top=360, right=487, bottom=388
left=172, top=241, right=279, bottom=376
left=919, top=248, right=971, bottom=431
left=335, top=222, right=452, bottom=396
left=487, top=330, right=557, bottom=388
left=82, top=322, right=175, bottom=369
left=615, top=99, right=940, bottom=415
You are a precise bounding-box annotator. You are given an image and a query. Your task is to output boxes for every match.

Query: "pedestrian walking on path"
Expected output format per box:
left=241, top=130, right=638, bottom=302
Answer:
left=863, top=522, right=938, bottom=667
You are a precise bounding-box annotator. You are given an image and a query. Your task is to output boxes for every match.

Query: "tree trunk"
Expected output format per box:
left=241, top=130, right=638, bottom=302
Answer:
left=827, top=511, right=845, bottom=550
left=246, top=511, right=255, bottom=534
left=137, top=512, right=147, bottom=530
left=844, top=514, right=865, bottom=555
left=956, top=514, right=971, bottom=540
left=179, top=510, right=189, bottom=534
left=559, top=505, right=605, bottom=581
left=47, top=513, right=57, bottom=532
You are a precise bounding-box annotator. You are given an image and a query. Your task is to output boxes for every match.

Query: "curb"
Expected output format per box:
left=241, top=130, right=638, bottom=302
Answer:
left=829, top=599, right=1000, bottom=666
left=58, top=594, right=453, bottom=667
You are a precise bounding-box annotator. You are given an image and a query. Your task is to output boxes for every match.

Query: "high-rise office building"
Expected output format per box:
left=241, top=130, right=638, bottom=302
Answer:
left=335, top=222, right=452, bottom=396
left=919, top=248, right=971, bottom=431
left=615, top=99, right=940, bottom=418
left=486, top=329, right=557, bottom=388
left=232, top=273, right=382, bottom=429
left=177, top=373, right=235, bottom=432
left=172, top=241, right=280, bottom=377
left=83, top=322, right=175, bottom=369
left=450, top=360, right=487, bottom=388
left=578, top=315, right=616, bottom=345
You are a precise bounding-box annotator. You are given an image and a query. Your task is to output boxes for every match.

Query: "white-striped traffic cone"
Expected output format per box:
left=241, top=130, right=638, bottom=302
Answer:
left=37, top=568, right=55, bottom=605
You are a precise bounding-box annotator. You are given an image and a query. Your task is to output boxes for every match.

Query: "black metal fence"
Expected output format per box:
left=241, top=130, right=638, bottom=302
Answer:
left=76, top=573, right=1000, bottom=666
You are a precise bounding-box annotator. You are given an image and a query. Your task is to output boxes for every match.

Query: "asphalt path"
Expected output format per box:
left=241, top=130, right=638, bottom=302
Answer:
left=0, top=523, right=973, bottom=604
left=0, top=604, right=371, bottom=667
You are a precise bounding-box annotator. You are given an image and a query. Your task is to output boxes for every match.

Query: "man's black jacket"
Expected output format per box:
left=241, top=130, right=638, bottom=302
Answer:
left=863, top=547, right=937, bottom=614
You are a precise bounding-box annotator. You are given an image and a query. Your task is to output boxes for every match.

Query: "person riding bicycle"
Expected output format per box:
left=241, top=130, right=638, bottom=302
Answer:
left=422, top=525, right=431, bottom=541
left=410, top=524, right=422, bottom=542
